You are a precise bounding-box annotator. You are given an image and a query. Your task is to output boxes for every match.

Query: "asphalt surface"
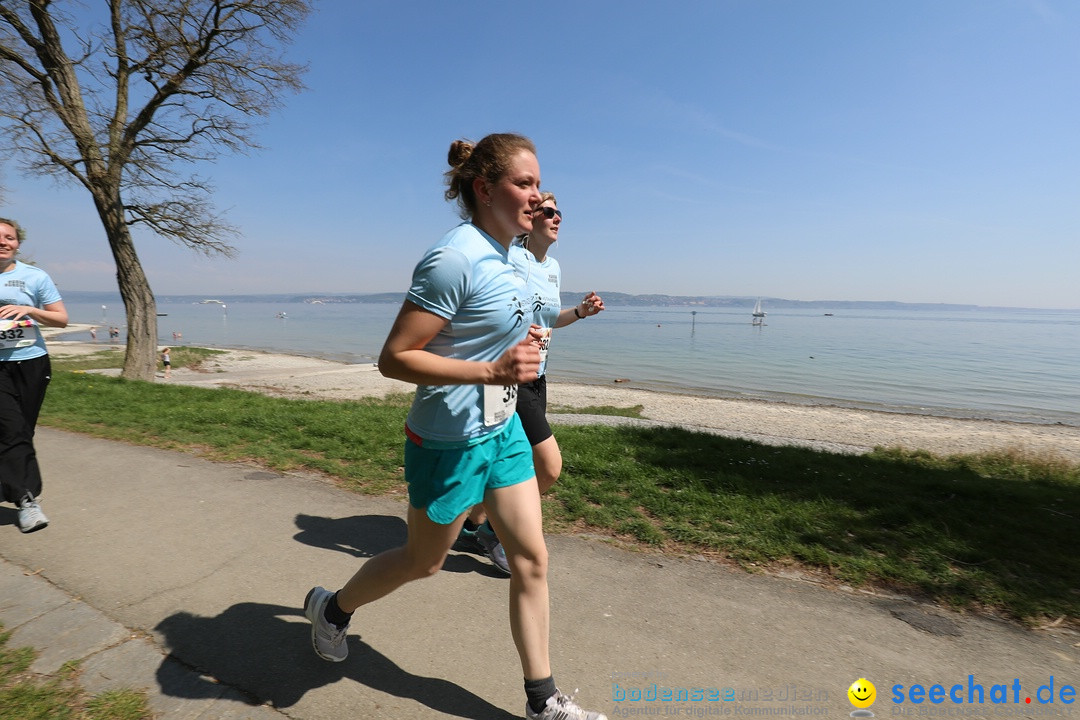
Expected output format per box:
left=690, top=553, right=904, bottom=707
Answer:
left=1, top=428, right=1077, bottom=719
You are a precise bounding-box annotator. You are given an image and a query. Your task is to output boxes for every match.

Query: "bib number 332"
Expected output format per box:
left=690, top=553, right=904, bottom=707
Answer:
left=0, top=319, right=38, bottom=349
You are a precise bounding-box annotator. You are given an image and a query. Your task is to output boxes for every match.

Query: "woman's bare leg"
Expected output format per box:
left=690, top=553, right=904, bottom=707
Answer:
left=485, top=477, right=550, bottom=679
left=335, top=504, right=466, bottom=612
left=531, top=435, right=563, bottom=494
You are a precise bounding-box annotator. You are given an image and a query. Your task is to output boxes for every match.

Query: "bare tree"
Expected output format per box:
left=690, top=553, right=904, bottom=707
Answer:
left=0, top=0, right=308, bottom=379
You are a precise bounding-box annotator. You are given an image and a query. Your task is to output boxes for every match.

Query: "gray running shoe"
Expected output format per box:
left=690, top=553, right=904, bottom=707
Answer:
left=455, top=524, right=483, bottom=553
left=18, top=494, right=48, bottom=534
left=475, top=523, right=511, bottom=575
left=527, top=690, right=608, bottom=720
left=303, top=586, right=348, bottom=662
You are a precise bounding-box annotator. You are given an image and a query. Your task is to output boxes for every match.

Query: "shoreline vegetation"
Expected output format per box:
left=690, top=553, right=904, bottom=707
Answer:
left=41, top=332, right=1080, bottom=627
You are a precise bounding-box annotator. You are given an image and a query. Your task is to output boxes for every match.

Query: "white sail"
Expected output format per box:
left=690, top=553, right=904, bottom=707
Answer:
left=752, top=299, right=766, bottom=325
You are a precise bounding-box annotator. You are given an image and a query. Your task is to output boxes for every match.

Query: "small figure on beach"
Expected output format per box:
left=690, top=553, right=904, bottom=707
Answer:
left=301, top=133, right=606, bottom=720
left=89, top=326, right=97, bottom=342
left=0, top=217, right=69, bottom=534
left=458, top=191, right=606, bottom=574
left=161, top=346, right=171, bottom=379
left=109, top=326, right=119, bottom=342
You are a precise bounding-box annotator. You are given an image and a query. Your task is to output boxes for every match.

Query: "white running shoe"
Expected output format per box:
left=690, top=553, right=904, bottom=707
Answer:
left=526, top=690, right=608, bottom=720
left=303, top=586, right=349, bottom=662
left=18, top=494, right=48, bottom=533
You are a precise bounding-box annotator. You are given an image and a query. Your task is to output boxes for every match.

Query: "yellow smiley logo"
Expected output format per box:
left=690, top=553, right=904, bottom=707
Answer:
left=848, top=678, right=876, bottom=709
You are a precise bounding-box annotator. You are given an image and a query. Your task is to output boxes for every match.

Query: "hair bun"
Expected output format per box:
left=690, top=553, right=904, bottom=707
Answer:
left=447, top=139, right=474, bottom=169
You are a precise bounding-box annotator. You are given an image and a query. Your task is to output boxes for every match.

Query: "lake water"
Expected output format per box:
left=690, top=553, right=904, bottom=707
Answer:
left=60, top=299, right=1080, bottom=427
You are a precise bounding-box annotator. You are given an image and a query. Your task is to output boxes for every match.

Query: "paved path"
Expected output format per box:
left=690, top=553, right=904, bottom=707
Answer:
left=1, top=429, right=1076, bottom=719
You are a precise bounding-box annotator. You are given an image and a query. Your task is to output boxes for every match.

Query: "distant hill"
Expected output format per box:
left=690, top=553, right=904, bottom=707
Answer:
left=60, top=290, right=1062, bottom=312
left=62, top=291, right=406, bottom=305
left=563, top=293, right=988, bottom=311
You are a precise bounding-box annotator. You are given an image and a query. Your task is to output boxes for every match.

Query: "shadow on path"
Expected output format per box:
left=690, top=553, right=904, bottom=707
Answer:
left=292, top=512, right=506, bottom=576
left=153, top=601, right=516, bottom=718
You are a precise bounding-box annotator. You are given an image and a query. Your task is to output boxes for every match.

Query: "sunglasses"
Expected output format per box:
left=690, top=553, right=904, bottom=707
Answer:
left=534, top=206, right=562, bottom=220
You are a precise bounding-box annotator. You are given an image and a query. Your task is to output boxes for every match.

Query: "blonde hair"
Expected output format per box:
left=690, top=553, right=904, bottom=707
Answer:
left=444, top=133, right=536, bottom=219
left=0, top=217, right=26, bottom=243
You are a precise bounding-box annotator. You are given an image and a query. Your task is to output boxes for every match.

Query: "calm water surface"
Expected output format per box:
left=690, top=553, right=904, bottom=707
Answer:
left=61, top=300, right=1080, bottom=426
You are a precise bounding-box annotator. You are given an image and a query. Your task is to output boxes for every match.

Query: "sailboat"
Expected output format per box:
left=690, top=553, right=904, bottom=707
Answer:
left=752, top=299, right=766, bottom=326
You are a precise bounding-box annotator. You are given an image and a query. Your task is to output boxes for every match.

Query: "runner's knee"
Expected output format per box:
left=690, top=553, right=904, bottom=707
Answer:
left=508, top=542, right=548, bottom=579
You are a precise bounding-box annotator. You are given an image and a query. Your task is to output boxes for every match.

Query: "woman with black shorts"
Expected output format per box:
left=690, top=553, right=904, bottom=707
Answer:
left=459, top=192, right=605, bottom=573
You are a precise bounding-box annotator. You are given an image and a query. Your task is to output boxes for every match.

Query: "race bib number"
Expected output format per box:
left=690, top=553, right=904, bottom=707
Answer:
left=0, top=319, right=39, bottom=349
left=537, top=327, right=552, bottom=365
left=482, top=383, right=517, bottom=427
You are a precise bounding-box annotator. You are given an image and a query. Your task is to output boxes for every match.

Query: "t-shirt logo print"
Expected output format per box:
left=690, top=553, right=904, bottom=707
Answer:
left=508, top=297, right=526, bottom=328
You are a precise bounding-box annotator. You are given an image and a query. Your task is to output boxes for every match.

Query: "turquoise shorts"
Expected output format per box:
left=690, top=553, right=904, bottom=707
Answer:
left=404, top=414, right=535, bottom=525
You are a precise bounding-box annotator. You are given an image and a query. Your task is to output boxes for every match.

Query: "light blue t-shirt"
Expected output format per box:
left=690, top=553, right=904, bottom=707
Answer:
left=405, top=223, right=531, bottom=445
left=510, top=243, right=561, bottom=377
left=0, top=261, right=62, bottom=362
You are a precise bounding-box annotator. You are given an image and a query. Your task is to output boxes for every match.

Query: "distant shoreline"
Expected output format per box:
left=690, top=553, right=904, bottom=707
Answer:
left=47, top=335, right=1080, bottom=465
left=56, top=290, right=1080, bottom=313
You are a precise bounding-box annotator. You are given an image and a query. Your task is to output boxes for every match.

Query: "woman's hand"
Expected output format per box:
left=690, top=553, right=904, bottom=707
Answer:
left=580, top=291, right=605, bottom=317
left=0, top=304, right=31, bottom=321
left=489, top=326, right=543, bottom=384
left=0, top=301, right=69, bottom=328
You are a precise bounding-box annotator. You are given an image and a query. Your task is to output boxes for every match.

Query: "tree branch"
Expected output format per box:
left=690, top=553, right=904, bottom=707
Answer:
left=1, top=0, right=310, bottom=258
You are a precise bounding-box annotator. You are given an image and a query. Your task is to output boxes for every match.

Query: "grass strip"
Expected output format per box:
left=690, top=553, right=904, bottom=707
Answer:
left=44, top=370, right=411, bottom=495
left=0, top=625, right=152, bottom=720
left=551, top=425, right=1078, bottom=622
left=40, top=357, right=1080, bottom=625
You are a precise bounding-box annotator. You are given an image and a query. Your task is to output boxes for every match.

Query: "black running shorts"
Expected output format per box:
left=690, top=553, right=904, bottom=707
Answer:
left=516, top=375, right=553, bottom=446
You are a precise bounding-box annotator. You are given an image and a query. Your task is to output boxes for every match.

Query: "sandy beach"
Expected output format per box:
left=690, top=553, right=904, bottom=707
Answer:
left=47, top=330, right=1080, bottom=464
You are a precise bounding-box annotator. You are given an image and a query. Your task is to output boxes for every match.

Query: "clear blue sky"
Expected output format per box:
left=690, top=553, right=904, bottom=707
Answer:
left=3, top=0, right=1078, bottom=309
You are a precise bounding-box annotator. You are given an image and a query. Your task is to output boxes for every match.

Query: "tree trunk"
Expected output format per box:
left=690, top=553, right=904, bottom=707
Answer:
left=94, top=192, right=158, bottom=381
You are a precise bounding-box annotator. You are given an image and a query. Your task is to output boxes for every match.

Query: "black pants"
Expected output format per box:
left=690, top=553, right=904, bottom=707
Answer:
left=0, top=354, right=51, bottom=504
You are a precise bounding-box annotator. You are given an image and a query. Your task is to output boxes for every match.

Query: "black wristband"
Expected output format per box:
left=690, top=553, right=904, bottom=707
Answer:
left=574, top=307, right=585, bottom=319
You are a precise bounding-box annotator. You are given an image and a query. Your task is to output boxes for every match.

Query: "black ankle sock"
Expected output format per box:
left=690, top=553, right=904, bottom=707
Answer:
left=525, top=676, right=557, bottom=713
left=323, top=591, right=353, bottom=628
left=463, top=518, right=479, bottom=532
